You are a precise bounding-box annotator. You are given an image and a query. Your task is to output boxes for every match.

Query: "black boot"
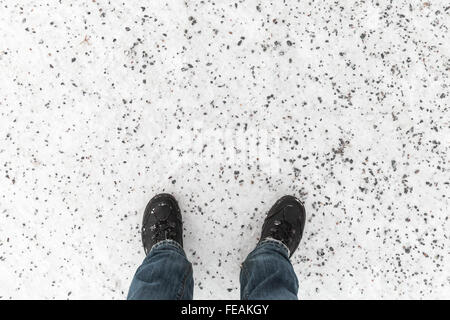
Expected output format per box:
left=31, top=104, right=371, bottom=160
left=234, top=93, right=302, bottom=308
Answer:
left=141, top=193, right=183, bottom=255
left=259, top=195, right=306, bottom=257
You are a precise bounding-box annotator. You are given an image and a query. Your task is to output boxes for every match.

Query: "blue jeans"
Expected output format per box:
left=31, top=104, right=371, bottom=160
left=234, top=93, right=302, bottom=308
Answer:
left=127, top=239, right=298, bottom=300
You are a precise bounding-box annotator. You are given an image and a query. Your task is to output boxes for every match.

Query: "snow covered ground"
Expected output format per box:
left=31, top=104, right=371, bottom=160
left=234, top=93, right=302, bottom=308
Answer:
left=0, top=0, right=448, bottom=299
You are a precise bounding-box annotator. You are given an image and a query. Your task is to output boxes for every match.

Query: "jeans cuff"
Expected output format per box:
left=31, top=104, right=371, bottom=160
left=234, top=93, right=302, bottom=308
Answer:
left=257, top=238, right=290, bottom=258
left=148, top=239, right=185, bottom=257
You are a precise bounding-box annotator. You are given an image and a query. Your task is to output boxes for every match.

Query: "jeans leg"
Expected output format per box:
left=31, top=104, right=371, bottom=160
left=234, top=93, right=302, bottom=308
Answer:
left=240, top=239, right=299, bottom=300
left=127, top=240, right=194, bottom=300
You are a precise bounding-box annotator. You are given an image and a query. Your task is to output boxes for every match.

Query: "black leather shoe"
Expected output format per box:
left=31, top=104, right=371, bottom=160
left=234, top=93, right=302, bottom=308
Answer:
left=141, top=193, right=183, bottom=255
left=259, top=195, right=306, bottom=257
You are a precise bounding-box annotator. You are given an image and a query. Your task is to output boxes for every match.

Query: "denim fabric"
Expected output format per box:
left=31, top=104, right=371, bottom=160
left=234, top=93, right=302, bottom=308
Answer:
left=127, top=240, right=194, bottom=300
left=127, top=239, right=298, bottom=300
left=240, top=239, right=299, bottom=300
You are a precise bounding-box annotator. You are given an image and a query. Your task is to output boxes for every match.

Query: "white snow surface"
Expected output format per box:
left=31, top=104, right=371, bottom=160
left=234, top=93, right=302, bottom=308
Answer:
left=0, top=1, right=449, bottom=299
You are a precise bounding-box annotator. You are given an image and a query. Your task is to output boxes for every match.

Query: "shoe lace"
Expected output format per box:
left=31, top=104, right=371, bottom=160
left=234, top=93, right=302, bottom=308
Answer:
left=268, top=219, right=294, bottom=244
left=150, top=219, right=177, bottom=242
